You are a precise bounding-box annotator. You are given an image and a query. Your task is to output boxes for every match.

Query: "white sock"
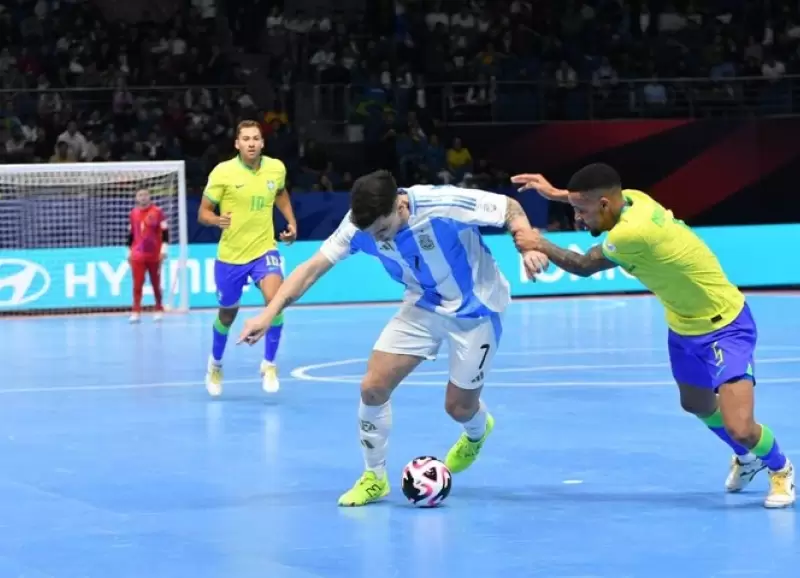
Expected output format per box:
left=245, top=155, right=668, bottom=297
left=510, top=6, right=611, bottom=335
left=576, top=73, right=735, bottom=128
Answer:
left=738, top=453, right=757, bottom=465
left=359, top=400, right=392, bottom=478
left=463, top=400, right=488, bottom=441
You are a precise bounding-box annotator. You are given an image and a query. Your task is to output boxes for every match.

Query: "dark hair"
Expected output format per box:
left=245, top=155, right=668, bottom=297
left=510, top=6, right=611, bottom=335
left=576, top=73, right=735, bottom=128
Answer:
left=567, top=163, right=621, bottom=194
left=349, top=170, right=398, bottom=229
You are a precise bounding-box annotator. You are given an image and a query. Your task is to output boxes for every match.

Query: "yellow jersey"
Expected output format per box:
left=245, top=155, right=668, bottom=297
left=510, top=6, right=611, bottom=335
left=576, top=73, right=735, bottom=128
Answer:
left=204, top=155, right=286, bottom=264
left=446, top=148, right=472, bottom=169
left=600, top=189, right=745, bottom=336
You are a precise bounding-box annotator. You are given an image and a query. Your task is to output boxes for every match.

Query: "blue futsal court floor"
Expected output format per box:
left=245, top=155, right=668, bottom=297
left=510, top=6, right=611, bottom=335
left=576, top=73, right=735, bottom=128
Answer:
left=1, top=293, right=799, bottom=578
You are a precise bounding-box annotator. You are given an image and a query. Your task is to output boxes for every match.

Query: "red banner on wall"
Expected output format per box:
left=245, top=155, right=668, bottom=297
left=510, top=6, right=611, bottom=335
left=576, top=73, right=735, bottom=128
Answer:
left=458, top=119, right=800, bottom=226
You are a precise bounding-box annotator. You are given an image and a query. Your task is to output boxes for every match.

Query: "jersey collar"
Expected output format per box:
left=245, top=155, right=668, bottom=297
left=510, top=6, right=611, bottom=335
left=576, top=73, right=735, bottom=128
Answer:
left=237, top=154, right=262, bottom=172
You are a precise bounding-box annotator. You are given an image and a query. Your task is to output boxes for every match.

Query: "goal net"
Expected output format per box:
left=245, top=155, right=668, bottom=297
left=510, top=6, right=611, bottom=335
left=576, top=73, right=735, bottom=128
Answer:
left=0, top=161, right=189, bottom=316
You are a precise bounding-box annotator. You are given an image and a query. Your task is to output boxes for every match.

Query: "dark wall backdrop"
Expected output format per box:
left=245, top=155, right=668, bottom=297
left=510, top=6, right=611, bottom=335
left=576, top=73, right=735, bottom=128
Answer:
left=457, top=118, right=800, bottom=227
left=157, top=119, right=800, bottom=244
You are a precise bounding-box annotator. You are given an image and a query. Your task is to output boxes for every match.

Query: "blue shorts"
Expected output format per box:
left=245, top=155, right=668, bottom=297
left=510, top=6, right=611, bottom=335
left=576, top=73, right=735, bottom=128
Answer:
left=668, top=303, right=757, bottom=390
left=214, top=250, right=283, bottom=307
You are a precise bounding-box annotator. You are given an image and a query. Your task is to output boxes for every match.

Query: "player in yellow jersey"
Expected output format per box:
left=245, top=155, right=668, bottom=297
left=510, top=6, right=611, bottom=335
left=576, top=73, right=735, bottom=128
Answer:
left=511, top=164, right=794, bottom=509
left=198, top=120, right=298, bottom=396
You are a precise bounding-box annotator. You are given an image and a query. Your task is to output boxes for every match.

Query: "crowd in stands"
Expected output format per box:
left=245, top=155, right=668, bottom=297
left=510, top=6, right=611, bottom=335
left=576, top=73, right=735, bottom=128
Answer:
left=1, top=0, right=799, bottom=202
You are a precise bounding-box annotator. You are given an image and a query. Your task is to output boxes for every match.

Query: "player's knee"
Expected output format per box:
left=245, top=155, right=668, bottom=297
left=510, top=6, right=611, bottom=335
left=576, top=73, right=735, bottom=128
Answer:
left=677, top=386, right=716, bottom=416
left=217, top=308, right=238, bottom=326
left=360, top=376, right=391, bottom=406
left=679, top=397, right=711, bottom=416
left=444, top=386, right=480, bottom=423
left=722, top=415, right=759, bottom=446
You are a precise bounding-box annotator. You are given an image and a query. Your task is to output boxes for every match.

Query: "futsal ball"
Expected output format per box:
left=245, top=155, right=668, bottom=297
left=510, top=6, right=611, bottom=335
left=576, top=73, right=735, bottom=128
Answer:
left=401, top=456, right=452, bottom=508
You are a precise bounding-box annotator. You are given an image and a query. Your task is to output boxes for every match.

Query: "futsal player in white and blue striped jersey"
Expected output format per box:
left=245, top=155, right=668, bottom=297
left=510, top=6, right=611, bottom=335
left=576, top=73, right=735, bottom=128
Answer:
left=238, top=170, right=549, bottom=506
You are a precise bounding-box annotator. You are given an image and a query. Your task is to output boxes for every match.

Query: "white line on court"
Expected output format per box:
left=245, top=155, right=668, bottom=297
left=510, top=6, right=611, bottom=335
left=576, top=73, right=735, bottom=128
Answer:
left=0, top=377, right=265, bottom=394
left=3, top=375, right=797, bottom=395
left=290, top=356, right=800, bottom=388
left=5, top=347, right=799, bottom=395
left=493, top=345, right=800, bottom=356
left=324, top=357, right=800, bottom=379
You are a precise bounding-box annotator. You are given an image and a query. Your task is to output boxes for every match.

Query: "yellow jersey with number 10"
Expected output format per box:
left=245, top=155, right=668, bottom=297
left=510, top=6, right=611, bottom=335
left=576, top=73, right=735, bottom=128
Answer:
left=600, top=189, right=745, bottom=336
left=204, top=155, right=286, bottom=264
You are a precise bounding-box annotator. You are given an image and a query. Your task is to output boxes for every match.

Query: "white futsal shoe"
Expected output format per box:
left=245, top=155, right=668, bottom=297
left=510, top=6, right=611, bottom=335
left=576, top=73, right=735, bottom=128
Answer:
left=205, top=356, right=223, bottom=397
left=129, top=313, right=141, bottom=323
left=260, top=361, right=280, bottom=393
left=726, top=455, right=766, bottom=492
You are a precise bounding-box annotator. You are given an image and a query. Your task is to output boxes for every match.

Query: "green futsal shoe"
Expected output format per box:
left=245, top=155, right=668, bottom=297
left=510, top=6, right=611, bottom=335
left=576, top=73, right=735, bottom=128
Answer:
left=338, top=471, right=390, bottom=507
left=445, top=413, right=495, bottom=474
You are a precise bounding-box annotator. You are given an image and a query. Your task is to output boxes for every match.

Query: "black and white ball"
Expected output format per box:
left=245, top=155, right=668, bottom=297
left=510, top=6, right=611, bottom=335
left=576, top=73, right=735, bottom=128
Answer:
left=401, top=456, right=452, bottom=507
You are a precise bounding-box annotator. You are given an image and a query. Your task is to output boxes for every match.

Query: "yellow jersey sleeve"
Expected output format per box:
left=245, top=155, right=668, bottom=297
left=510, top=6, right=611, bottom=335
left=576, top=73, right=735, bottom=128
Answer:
left=204, top=164, right=228, bottom=205
left=273, top=159, right=287, bottom=191
left=601, top=223, right=645, bottom=271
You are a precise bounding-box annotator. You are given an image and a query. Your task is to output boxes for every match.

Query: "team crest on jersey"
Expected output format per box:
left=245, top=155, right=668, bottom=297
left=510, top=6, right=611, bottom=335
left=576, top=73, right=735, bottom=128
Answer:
left=604, top=242, right=616, bottom=252
left=418, top=234, right=435, bottom=250
left=267, top=180, right=276, bottom=190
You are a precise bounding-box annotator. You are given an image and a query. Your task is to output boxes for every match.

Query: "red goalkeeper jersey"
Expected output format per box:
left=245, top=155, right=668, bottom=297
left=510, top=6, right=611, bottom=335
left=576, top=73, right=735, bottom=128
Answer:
left=130, top=205, right=167, bottom=260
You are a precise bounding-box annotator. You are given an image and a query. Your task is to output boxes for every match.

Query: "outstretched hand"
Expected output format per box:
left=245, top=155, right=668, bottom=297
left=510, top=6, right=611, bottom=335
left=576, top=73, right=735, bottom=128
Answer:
left=510, top=174, right=569, bottom=203
left=238, top=317, right=269, bottom=345
left=511, top=173, right=551, bottom=193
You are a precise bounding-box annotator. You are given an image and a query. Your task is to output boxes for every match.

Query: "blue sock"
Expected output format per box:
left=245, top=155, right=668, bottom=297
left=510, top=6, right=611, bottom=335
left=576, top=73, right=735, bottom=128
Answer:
left=212, top=317, right=230, bottom=362
left=699, top=410, right=750, bottom=456
left=264, top=312, right=284, bottom=363
left=752, top=425, right=788, bottom=471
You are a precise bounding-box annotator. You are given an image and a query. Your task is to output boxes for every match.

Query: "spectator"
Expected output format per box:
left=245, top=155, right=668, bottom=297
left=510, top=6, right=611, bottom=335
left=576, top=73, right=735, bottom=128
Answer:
left=50, top=140, right=73, bottom=163
left=762, top=55, right=786, bottom=83
left=446, top=137, right=472, bottom=184
left=57, top=121, right=88, bottom=161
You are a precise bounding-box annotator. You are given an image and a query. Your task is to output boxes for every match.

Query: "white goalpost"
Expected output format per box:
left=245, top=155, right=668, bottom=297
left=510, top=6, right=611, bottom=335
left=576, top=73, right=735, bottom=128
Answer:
left=0, top=161, right=190, bottom=316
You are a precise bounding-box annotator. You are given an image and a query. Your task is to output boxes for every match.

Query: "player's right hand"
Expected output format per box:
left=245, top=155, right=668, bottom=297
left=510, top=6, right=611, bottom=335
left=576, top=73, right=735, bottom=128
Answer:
left=510, top=174, right=568, bottom=202
left=237, top=317, right=269, bottom=345
left=218, top=213, right=232, bottom=229
left=511, top=173, right=550, bottom=191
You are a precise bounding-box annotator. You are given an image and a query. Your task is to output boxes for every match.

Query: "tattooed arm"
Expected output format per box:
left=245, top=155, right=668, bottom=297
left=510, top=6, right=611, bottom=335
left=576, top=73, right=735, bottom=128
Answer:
left=238, top=252, right=334, bottom=344
left=528, top=241, right=616, bottom=277
left=504, top=197, right=532, bottom=235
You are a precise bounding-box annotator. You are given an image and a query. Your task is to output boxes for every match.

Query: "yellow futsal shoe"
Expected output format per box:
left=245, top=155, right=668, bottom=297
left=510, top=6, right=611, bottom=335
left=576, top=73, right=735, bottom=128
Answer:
left=260, top=361, right=280, bottom=393
left=338, top=471, right=390, bottom=507
left=445, top=413, right=495, bottom=474
left=765, top=460, right=796, bottom=509
left=205, top=356, right=223, bottom=397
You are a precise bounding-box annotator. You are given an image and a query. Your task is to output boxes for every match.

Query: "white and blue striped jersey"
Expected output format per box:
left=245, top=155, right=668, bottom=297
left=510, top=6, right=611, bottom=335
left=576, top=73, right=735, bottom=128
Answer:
left=320, top=185, right=511, bottom=319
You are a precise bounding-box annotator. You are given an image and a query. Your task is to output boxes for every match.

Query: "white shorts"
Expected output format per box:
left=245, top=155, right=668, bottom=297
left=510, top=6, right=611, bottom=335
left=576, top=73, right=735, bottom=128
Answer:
left=373, top=304, right=503, bottom=390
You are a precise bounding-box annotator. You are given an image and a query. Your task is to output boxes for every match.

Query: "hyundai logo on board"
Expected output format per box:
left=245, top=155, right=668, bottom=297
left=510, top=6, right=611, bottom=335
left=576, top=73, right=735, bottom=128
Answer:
left=0, top=259, right=51, bottom=307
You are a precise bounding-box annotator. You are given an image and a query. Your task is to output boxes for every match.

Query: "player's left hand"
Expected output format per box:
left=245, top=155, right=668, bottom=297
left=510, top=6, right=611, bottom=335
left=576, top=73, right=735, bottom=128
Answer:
left=513, top=228, right=542, bottom=253
left=522, top=251, right=549, bottom=280
left=280, top=223, right=297, bottom=245
left=238, top=317, right=269, bottom=345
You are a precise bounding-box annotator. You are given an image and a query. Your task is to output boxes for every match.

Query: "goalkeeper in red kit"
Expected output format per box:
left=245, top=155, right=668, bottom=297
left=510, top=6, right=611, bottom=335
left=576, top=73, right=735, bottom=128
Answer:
left=127, top=188, right=168, bottom=323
